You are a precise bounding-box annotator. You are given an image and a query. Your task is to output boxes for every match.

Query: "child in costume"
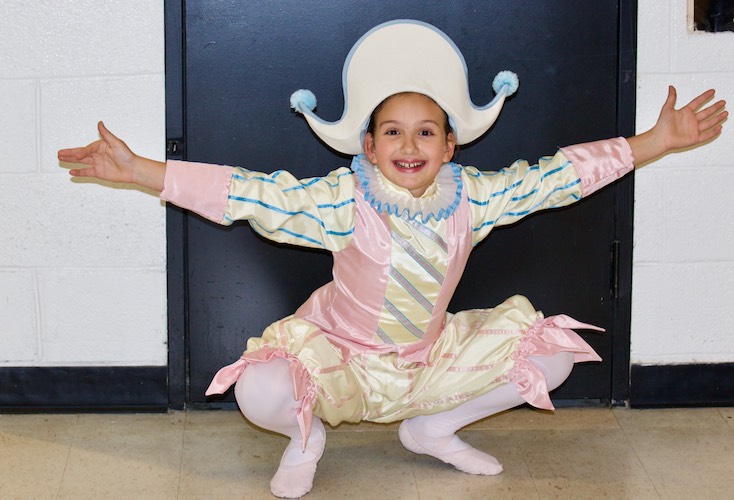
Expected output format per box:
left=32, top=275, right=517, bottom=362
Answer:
left=58, top=20, right=726, bottom=499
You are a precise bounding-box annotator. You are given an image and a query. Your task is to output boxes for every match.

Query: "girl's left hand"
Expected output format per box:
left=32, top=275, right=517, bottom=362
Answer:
left=629, top=86, right=727, bottom=166
left=655, top=86, right=727, bottom=152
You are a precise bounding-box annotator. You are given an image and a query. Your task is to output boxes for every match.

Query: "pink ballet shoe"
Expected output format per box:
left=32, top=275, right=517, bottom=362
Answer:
left=399, top=421, right=503, bottom=476
left=269, top=432, right=326, bottom=498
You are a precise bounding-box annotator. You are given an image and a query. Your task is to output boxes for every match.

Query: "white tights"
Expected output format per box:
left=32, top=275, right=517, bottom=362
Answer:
left=234, top=357, right=325, bottom=499
left=234, top=352, right=574, bottom=497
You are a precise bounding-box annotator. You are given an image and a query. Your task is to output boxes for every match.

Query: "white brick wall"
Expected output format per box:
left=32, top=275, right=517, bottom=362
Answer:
left=633, top=0, right=734, bottom=363
left=0, top=1, right=166, bottom=366
left=1, top=1, right=731, bottom=369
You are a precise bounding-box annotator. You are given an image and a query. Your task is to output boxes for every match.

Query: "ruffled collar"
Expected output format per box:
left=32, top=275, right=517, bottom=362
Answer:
left=350, top=155, right=462, bottom=223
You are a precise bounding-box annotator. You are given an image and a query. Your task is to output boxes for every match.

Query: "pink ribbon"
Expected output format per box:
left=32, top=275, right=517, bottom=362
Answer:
left=509, top=314, right=604, bottom=410
left=204, top=349, right=317, bottom=450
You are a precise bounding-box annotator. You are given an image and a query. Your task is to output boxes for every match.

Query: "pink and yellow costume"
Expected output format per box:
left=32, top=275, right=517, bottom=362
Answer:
left=161, top=138, right=633, bottom=444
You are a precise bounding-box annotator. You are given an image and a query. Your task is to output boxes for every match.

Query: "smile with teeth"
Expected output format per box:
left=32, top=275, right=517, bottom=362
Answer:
left=395, top=160, right=425, bottom=170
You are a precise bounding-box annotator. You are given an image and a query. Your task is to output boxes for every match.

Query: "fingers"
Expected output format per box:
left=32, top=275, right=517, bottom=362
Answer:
left=698, top=124, right=723, bottom=144
left=684, top=88, right=717, bottom=111
left=58, top=121, right=117, bottom=163
left=663, top=85, right=677, bottom=110
left=68, top=167, right=98, bottom=178
left=97, top=121, right=125, bottom=149
left=57, top=141, right=102, bottom=164
left=700, top=106, right=728, bottom=133
left=696, top=99, right=727, bottom=122
left=696, top=99, right=727, bottom=143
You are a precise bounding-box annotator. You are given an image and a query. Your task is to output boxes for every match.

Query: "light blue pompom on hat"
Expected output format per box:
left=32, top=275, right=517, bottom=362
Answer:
left=290, top=89, right=317, bottom=113
left=493, top=71, right=519, bottom=96
left=290, top=20, right=520, bottom=155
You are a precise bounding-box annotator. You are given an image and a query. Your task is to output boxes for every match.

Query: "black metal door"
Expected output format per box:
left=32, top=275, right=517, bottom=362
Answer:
left=166, top=0, right=636, bottom=408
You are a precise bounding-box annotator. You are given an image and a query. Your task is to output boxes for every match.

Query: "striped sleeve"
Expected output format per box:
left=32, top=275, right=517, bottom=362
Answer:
left=161, top=161, right=356, bottom=252
left=227, top=167, right=356, bottom=251
left=463, top=149, right=582, bottom=245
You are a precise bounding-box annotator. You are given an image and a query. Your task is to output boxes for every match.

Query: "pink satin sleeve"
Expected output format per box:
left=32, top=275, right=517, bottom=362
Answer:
left=160, top=160, right=234, bottom=223
left=561, top=137, right=634, bottom=197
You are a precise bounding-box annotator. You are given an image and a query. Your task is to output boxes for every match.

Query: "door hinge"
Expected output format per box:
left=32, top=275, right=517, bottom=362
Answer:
left=610, top=240, right=621, bottom=299
left=166, top=138, right=185, bottom=158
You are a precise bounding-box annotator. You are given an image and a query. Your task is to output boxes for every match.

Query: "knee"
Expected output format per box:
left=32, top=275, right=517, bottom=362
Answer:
left=529, top=351, right=574, bottom=392
left=234, top=358, right=295, bottom=423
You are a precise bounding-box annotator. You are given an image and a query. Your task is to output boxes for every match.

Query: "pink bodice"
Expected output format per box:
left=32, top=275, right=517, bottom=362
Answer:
left=294, top=186, right=474, bottom=364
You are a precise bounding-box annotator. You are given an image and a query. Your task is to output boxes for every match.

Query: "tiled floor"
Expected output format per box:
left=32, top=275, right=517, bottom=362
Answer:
left=1, top=407, right=733, bottom=499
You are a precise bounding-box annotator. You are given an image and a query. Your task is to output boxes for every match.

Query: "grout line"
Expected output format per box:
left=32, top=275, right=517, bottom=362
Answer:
left=611, top=409, right=663, bottom=499
left=36, top=79, right=41, bottom=174
left=518, top=428, right=542, bottom=500
left=176, top=411, right=189, bottom=499
left=33, top=269, right=43, bottom=363
left=56, top=414, right=80, bottom=499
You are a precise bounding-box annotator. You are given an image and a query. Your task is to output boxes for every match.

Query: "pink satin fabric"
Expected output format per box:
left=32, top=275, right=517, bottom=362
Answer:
left=561, top=137, right=634, bottom=197
left=205, top=312, right=603, bottom=446
left=507, top=315, right=603, bottom=410
left=294, top=187, right=473, bottom=364
left=160, top=160, right=234, bottom=223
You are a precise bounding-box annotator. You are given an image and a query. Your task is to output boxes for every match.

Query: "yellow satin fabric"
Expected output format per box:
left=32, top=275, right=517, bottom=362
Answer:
left=244, top=295, right=543, bottom=426
left=376, top=217, right=449, bottom=344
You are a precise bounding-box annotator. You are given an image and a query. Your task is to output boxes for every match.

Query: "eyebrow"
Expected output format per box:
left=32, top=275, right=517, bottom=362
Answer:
left=378, top=119, right=441, bottom=128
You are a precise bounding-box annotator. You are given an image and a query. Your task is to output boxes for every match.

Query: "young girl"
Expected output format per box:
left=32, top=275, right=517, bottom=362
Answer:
left=58, top=20, right=726, bottom=499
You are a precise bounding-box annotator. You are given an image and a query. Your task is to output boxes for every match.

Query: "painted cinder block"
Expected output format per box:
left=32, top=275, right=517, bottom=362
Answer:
left=0, top=0, right=163, bottom=79
left=0, top=174, right=165, bottom=269
left=0, top=270, right=38, bottom=363
left=0, top=80, right=37, bottom=174
left=632, top=262, right=734, bottom=364
left=37, top=268, right=167, bottom=365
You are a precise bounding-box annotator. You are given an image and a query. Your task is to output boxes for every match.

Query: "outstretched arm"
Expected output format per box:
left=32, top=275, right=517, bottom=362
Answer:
left=628, top=86, right=727, bottom=167
left=57, top=121, right=166, bottom=192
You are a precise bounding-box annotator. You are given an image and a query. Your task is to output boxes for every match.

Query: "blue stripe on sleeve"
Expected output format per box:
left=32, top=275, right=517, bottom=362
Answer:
left=231, top=170, right=353, bottom=192
left=317, top=198, right=355, bottom=209
left=228, top=196, right=329, bottom=227
left=472, top=178, right=581, bottom=232
left=249, top=220, right=326, bottom=248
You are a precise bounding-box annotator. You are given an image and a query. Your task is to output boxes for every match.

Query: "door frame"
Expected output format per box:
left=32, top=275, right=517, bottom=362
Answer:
left=163, top=0, right=637, bottom=410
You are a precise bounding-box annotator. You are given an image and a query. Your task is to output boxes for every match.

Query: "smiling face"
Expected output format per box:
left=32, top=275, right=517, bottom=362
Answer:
left=363, top=93, right=456, bottom=198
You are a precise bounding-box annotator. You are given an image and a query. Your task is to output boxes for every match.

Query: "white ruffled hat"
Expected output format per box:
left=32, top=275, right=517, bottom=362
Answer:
left=290, top=19, right=519, bottom=155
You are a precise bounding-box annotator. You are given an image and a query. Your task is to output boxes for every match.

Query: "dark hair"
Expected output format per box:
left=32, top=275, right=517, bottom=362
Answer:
left=365, top=92, right=454, bottom=138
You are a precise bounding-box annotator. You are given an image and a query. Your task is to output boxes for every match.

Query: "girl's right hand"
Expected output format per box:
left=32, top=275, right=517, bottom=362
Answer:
left=58, top=121, right=165, bottom=191
left=58, top=121, right=137, bottom=183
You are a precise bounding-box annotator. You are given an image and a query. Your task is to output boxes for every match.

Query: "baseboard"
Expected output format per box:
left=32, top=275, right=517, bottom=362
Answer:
left=630, top=363, right=734, bottom=408
left=0, top=366, right=167, bottom=412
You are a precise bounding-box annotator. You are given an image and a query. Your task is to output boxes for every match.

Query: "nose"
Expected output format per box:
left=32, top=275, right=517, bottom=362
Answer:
left=400, top=135, right=417, bottom=154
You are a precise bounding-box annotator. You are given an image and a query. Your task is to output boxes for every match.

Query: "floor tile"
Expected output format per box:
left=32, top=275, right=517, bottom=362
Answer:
left=184, top=408, right=248, bottom=431
left=0, top=413, right=79, bottom=434
left=0, top=415, right=78, bottom=500
left=613, top=407, right=728, bottom=431
left=2, top=408, right=732, bottom=499
left=471, top=407, right=620, bottom=431
left=518, top=428, right=659, bottom=498
left=57, top=413, right=184, bottom=499
left=0, top=437, right=70, bottom=499
left=719, top=407, right=734, bottom=428
left=311, top=430, right=420, bottom=499
left=629, top=427, right=732, bottom=498
left=179, top=424, right=282, bottom=498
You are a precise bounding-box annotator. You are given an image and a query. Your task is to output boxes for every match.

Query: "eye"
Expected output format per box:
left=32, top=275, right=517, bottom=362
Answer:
left=418, top=129, right=435, bottom=137
left=384, top=128, right=399, bottom=136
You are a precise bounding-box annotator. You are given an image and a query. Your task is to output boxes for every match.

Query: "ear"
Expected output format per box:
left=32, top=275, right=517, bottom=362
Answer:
left=363, top=132, right=378, bottom=163
left=443, top=132, right=456, bottom=162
